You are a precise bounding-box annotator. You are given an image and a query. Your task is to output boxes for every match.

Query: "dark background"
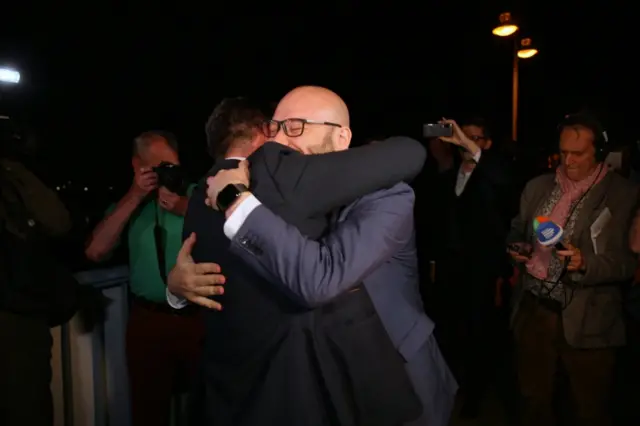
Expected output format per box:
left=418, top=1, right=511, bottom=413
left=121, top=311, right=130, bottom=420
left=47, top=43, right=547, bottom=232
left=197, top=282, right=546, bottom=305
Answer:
left=1, top=0, right=638, bottom=190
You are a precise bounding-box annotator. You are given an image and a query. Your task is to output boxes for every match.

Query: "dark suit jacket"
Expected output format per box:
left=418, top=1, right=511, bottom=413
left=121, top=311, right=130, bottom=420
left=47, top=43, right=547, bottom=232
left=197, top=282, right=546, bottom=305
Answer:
left=432, top=151, right=513, bottom=272
left=184, top=138, right=426, bottom=426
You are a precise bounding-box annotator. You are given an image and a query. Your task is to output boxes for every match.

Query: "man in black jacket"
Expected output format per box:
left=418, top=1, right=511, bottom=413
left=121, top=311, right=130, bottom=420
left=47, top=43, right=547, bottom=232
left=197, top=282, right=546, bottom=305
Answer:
left=0, top=156, right=72, bottom=426
left=428, top=117, right=513, bottom=418
left=168, top=91, right=431, bottom=425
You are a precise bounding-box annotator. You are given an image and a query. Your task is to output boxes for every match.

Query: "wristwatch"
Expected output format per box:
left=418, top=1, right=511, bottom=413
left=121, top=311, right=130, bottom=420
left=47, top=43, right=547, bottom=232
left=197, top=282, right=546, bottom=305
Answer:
left=216, top=183, right=249, bottom=212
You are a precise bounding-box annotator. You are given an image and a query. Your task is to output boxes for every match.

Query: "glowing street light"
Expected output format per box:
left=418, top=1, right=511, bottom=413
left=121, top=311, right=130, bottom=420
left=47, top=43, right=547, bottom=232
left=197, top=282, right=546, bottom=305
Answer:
left=492, top=12, right=519, bottom=37
left=0, top=67, right=20, bottom=84
left=491, top=13, right=539, bottom=142
left=517, top=38, right=538, bottom=59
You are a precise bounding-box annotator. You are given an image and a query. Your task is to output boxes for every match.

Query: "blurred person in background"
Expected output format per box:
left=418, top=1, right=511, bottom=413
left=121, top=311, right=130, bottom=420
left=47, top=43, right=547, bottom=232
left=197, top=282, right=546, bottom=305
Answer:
left=507, top=112, right=637, bottom=426
left=0, top=118, right=74, bottom=426
left=85, top=131, right=200, bottom=426
left=426, top=117, right=513, bottom=419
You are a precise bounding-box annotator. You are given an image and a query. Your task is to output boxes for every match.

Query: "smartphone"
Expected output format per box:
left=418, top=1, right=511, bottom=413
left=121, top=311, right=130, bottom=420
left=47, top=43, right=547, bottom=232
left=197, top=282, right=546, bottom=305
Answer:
left=423, top=123, right=453, bottom=138
left=555, top=242, right=567, bottom=251
left=508, top=243, right=532, bottom=257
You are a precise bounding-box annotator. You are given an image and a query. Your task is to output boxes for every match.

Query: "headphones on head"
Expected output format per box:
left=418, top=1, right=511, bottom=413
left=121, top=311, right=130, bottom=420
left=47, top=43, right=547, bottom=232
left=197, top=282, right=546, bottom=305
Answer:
left=558, top=111, right=609, bottom=162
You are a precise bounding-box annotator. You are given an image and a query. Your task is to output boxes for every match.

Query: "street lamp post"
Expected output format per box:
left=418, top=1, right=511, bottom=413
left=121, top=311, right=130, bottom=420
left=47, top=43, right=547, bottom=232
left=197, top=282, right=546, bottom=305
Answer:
left=512, top=38, right=519, bottom=143
left=492, top=13, right=538, bottom=142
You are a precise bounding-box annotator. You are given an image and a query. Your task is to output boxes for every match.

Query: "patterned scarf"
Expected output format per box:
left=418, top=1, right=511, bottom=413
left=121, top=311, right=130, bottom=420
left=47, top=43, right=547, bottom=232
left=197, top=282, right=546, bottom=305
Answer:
left=526, top=165, right=607, bottom=280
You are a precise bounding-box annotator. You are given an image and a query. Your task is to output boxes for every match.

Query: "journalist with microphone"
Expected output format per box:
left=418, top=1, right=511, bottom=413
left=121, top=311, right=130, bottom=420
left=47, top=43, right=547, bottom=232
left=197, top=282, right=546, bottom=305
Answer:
left=507, top=112, right=638, bottom=426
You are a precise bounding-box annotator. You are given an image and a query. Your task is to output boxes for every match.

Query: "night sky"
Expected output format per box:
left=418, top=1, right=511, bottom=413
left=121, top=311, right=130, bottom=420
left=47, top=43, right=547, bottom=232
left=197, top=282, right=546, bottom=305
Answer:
left=1, top=0, right=638, bottom=190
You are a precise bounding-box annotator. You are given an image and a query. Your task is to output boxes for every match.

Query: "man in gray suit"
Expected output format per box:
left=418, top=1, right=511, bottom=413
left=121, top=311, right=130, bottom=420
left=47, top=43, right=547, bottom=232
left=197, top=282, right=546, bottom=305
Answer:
left=507, top=112, right=637, bottom=426
left=188, top=86, right=458, bottom=425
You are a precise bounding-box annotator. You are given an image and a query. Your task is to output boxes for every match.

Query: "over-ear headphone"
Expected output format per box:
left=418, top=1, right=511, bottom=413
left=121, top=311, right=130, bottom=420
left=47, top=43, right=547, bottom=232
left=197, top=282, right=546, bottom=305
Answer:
left=558, top=111, right=609, bottom=162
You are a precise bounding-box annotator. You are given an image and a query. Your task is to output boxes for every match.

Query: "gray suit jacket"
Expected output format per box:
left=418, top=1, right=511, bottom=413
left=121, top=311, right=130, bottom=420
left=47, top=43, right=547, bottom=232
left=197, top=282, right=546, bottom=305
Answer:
left=229, top=182, right=434, bottom=361
left=508, top=171, right=638, bottom=348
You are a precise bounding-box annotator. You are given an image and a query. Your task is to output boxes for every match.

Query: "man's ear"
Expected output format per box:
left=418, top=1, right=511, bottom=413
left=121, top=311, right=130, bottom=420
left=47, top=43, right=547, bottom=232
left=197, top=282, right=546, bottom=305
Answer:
left=335, top=127, right=353, bottom=151
left=484, top=138, right=493, bottom=150
left=250, top=129, right=267, bottom=150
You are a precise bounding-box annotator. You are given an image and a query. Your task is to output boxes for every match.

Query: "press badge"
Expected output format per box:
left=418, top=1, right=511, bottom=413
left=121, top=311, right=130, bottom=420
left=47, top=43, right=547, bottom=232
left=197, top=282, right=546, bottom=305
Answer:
left=590, top=207, right=612, bottom=255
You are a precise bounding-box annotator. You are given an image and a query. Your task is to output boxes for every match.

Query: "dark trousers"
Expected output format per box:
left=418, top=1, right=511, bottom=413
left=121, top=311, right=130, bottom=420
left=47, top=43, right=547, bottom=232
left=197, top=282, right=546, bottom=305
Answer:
left=513, top=293, right=616, bottom=426
left=0, top=310, right=53, bottom=426
left=126, top=299, right=204, bottom=426
left=433, top=252, right=501, bottom=406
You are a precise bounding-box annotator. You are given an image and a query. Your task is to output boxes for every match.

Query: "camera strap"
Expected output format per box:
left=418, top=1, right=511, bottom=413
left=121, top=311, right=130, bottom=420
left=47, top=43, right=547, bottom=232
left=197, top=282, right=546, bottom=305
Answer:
left=153, top=202, right=168, bottom=285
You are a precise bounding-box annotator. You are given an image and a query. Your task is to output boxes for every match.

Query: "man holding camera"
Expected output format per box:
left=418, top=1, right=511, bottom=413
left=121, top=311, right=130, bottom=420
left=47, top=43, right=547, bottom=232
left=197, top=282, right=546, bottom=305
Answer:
left=85, top=131, right=200, bottom=426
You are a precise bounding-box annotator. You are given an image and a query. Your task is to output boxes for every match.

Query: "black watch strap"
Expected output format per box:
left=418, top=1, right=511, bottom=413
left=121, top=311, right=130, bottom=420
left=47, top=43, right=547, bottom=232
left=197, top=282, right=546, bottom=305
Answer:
left=216, top=183, right=249, bottom=212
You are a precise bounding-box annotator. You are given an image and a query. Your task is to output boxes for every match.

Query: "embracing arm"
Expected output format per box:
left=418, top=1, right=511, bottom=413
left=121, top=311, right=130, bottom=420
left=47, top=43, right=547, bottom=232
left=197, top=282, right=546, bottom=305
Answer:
left=224, top=185, right=415, bottom=307
left=260, top=137, right=425, bottom=217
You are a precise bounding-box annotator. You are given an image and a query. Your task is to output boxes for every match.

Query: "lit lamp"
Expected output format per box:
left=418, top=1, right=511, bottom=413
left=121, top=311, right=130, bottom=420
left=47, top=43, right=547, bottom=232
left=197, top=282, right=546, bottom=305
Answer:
left=491, top=13, right=539, bottom=142
left=0, top=67, right=20, bottom=84
left=492, top=12, right=519, bottom=37
left=517, top=38, right=538, bottom=59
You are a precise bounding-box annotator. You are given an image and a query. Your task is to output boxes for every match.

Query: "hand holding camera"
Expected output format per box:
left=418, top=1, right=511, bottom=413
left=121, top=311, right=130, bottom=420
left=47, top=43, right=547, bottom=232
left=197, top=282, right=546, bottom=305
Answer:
left=507, top=243, right=532, bottom=263
left=131, top=167, right=158, bottom=199
left=158, top=187, right=180, bottom=211
left=154, top=162, right=188, bottom=215
left=438, top=119, right=480, bottom=156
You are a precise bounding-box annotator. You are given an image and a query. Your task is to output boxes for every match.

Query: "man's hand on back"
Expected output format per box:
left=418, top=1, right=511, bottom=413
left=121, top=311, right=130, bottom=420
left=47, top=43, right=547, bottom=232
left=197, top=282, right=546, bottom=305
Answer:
left=168, top=232, right=226, bottom=310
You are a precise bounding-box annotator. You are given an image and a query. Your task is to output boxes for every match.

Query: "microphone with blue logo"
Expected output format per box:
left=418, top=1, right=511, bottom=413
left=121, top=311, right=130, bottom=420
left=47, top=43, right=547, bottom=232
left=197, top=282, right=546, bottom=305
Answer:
left=533, top=216, right=568, bottom=251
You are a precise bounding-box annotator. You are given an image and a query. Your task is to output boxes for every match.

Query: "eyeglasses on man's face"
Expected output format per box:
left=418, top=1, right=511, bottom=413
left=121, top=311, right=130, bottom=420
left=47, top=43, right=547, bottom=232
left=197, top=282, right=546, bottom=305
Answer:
left=263, top=118, right=341, bottom=138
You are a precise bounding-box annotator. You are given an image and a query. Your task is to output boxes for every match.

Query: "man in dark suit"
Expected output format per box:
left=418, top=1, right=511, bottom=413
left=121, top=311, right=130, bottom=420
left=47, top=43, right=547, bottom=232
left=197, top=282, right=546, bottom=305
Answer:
left=427, top=118, right=513, bottom=418
left=167, top=91, right=432, bottom=425
left=198, top=86, right=457, bottom=425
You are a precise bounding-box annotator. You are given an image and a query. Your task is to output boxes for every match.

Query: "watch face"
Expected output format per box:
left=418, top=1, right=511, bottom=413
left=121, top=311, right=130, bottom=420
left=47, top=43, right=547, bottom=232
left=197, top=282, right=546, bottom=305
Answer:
left=216, top=184, right=247, bottom=211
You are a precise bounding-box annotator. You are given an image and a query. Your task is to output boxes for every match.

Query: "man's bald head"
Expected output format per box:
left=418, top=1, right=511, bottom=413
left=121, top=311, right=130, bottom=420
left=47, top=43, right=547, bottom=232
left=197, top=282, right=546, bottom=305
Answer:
left=271, top=86, right=352, bottom=154
left=275, top=86, right=350, bottom=127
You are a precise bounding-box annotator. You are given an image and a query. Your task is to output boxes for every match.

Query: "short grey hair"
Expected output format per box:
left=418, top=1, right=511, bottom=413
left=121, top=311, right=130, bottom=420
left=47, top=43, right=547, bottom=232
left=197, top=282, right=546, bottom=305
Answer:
left=132, top=130, right=178, bottom=156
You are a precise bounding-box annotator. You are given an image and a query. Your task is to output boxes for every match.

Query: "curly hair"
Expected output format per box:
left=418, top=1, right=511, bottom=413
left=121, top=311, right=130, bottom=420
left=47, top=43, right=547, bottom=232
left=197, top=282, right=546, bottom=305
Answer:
left=205, top=97, right=266, bottom=158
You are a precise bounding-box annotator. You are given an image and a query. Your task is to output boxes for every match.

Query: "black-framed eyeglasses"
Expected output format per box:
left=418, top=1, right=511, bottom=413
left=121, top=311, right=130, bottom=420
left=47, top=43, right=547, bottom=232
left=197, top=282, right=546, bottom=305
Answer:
left=263, top=118, right=342, bottom=138
left=468, top=135, right=486, bottom=142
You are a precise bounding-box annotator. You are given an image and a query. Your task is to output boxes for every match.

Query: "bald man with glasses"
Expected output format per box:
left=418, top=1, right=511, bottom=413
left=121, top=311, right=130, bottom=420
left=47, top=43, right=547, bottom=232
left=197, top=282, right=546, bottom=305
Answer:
left=169, top=87, right=456, bottom=426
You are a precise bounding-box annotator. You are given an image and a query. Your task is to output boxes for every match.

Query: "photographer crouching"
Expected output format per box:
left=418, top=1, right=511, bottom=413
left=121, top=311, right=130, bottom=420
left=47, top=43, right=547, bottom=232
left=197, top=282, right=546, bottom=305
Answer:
left=85, top=131, right=202, bottom=426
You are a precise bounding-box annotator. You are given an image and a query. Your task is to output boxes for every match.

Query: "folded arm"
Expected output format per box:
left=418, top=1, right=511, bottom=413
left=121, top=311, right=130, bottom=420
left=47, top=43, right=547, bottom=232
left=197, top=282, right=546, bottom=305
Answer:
left=224, top=184, right=415, bottom=307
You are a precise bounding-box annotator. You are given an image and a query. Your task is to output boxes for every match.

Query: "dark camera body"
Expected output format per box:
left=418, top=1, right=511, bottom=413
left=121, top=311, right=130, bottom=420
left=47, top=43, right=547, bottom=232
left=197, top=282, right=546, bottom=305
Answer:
left=423, top=123, right=453, bottom=138
left=153, top=162, right=187, bottom=195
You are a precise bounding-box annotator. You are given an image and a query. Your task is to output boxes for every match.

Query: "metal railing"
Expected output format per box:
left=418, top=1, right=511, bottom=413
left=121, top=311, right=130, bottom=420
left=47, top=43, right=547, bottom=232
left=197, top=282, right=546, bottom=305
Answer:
left=53, top=265, right=131, bottom=426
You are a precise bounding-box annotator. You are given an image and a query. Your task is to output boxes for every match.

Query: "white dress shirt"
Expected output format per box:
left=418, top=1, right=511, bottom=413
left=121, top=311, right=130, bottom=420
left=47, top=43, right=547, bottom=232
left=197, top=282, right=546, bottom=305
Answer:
left=454, top=150, right=482, bottom=196
left=166, top=156, right=261, bottom=309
